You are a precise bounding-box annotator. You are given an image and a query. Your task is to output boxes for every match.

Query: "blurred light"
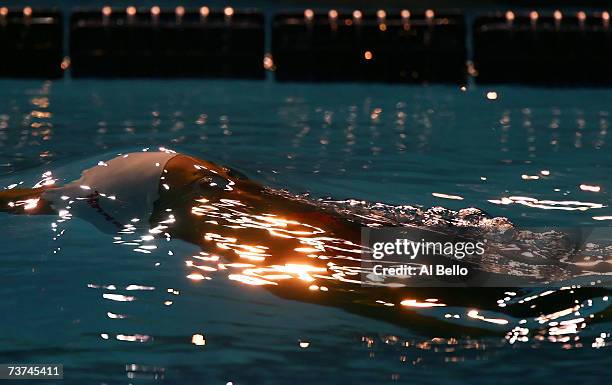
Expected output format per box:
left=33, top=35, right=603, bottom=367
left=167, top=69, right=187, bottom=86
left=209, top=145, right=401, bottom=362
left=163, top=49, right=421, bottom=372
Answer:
left=521, top=174, right=540, bottom=180
left=554, top=10, right=562, bottom=21
left=175, top=6, right=185, bottom=17
left=577, top=11, right=586, bottom=22
left=593, top=216, right=612, bottom=221
left=127, top=6, right=137, bottom=16
left=328, top=9, right=338, bottom=20
left=425, top=9, right=435, bottom=20
left=486, top=91, right=498, bottom=100
left=187, top=273, right=205, bottom=281
left=352, top=10, right=362, bottom=20
left=580, top=184, right=601, bottom=192
left=102, top=6, right=111, bottom=17
left=432, top=192, right=464, bottom=200
left=530, top=11, right=539, bottom=21
left=224, top=7, right=234, bottom=17
left=377, top=9, right=386, bottom=20
left=23, top=6, right=32, bottom=17
left=364, top=51, right=373, bottom=60
left=22, top=198, right=39, bottom=210
left=401, top=9, right=411, bottom=19
left=263, top=54, right=274, bottom=70
left=0, top=7, right=8, bottom=17
left=60, top=57, right=70, bottom=70
left=603, top=11, right=610, bottom=22
left=191, top=334, right=206, bottom=346
left=467, top=310, right=509, bottom=325
left=401, top=299, right=446, bottom=308
left=304, top=9, right=314, bottom=21
left=150, top=6, right=160, bottom=16
left=505, top=11, right=515, bottom=22
left=200, top=6, right=210, bottom=17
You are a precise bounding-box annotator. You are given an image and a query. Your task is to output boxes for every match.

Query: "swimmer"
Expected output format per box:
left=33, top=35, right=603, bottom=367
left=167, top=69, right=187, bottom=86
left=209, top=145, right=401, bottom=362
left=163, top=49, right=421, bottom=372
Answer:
left=1, top=151, right=609, bottom=333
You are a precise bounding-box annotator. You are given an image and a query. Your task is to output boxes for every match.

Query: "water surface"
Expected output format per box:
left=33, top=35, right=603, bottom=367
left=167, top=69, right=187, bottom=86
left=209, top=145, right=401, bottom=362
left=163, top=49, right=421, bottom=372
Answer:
left=0, top=79, right=610, bottom=384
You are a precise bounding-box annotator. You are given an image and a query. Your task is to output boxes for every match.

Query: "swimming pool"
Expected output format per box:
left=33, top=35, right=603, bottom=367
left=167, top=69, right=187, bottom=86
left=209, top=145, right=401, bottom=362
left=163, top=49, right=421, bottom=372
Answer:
left=0, top=79, right=610, bottom=384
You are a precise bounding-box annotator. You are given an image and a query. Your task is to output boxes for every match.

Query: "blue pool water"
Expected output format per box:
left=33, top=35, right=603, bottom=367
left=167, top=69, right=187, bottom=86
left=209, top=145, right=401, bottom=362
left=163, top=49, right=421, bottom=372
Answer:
left=0, top=79, right=610, bottom=384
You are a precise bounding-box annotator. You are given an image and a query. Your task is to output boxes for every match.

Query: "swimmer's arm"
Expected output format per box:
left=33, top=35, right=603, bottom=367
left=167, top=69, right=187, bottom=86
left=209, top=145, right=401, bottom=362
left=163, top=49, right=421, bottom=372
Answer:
left=0, top=188, right=56, bottom=215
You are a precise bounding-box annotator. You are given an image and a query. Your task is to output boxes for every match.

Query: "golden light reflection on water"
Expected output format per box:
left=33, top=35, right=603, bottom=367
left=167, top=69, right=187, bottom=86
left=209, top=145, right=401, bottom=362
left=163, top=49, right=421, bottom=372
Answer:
left=400, top=299, right=446, bottom=308
left=46, top=150, right=604, bottom=354
left=106, top=160, right=605, bottom=347
left=4, top=88, right=609, bottom=363
left=467, top=310, right=509, bottom=325
left=178, top=192, right=374, bottom=292
left=2, top=79, right=612, bottom=377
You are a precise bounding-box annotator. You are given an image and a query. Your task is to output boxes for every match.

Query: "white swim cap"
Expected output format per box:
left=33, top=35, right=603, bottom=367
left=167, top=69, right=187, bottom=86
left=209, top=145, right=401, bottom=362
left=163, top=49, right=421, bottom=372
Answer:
left=43, top=151, right=178, bottom=233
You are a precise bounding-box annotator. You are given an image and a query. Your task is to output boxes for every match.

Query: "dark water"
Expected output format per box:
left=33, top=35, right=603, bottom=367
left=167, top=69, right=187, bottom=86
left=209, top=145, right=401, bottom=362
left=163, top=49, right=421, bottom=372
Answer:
left=0, top=79, right=610, bottom=384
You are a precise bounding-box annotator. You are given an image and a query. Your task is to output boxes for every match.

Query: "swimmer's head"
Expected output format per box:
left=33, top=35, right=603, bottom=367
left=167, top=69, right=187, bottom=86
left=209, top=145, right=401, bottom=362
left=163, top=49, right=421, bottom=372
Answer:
left=155, top=154, right=249, bottom=205
left=150, top=154, right=262, bottom=239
